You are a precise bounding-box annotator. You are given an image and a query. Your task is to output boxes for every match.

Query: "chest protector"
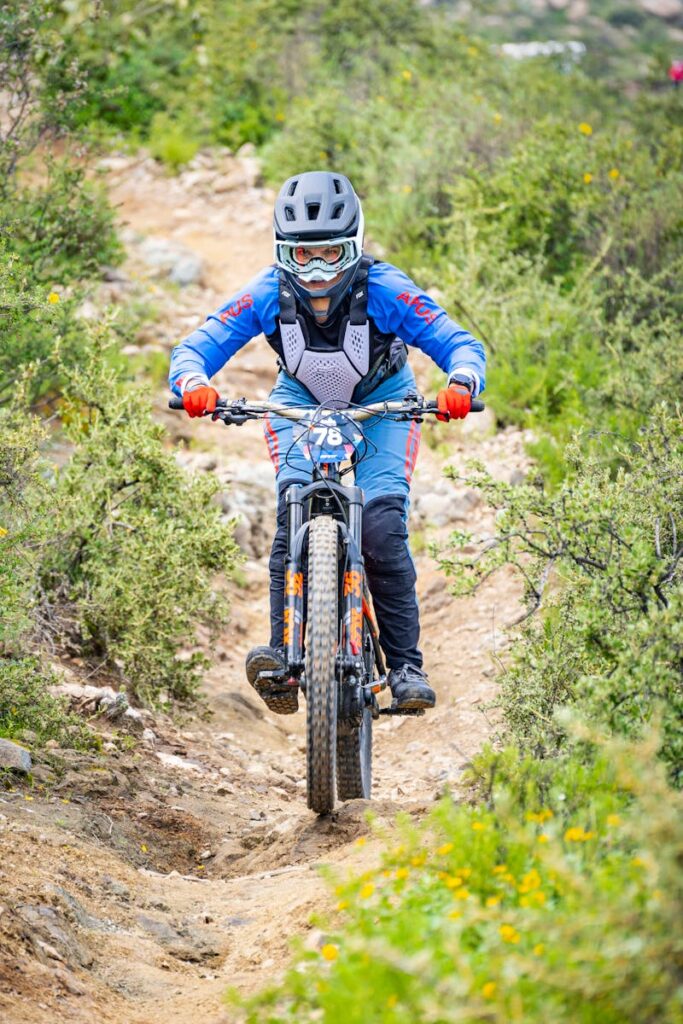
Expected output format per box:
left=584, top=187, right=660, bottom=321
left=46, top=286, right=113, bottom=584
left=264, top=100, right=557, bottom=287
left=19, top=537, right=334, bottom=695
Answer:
left=278, top=259, right=372, bottom=407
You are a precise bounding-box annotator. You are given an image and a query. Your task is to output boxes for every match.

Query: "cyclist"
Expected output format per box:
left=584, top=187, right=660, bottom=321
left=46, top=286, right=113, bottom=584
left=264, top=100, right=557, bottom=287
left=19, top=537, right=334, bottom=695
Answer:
left=169, top=171, right=486, bottom=714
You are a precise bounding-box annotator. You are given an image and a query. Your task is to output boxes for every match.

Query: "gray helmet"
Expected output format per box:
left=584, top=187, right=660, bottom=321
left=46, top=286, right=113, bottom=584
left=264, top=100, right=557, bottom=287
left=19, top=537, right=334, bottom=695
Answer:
left=273, top=171, right=365, bottom=319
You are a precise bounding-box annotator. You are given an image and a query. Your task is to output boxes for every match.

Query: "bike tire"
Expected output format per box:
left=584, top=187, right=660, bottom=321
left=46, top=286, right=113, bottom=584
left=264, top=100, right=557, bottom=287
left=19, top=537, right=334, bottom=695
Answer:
left=306, top=515, right=339, bottom=815
left=336, top=706, right=372, bottom=801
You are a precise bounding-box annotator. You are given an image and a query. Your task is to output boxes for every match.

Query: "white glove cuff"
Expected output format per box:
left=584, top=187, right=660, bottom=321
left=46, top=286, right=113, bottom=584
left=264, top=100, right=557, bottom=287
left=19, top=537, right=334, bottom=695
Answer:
left=448, top=368, right=481, bottom=397
left=178, top=373, right=210, bottom=395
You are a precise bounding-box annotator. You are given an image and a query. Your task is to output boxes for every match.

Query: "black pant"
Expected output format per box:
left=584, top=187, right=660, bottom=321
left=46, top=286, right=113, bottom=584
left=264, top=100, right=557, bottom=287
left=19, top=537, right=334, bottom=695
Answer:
left=269, top=488, right=422, bottom=670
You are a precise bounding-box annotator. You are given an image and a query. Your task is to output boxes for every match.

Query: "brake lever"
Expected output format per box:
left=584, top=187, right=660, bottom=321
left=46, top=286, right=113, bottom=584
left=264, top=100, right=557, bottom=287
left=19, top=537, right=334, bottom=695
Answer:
left=211, top=409, right=249, bottom=426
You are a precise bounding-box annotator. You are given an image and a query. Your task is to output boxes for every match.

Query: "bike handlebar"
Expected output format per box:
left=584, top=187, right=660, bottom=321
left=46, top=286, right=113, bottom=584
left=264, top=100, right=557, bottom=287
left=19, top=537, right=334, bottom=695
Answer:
left=168, top=395, right=485, bottom=421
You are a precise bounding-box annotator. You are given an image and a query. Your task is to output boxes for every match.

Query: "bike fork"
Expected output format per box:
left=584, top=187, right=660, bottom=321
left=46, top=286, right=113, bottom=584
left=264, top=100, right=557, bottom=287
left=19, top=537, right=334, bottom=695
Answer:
left=284, top=484, right=305, bottom=674
left=341, top=487, right=365, bottom=674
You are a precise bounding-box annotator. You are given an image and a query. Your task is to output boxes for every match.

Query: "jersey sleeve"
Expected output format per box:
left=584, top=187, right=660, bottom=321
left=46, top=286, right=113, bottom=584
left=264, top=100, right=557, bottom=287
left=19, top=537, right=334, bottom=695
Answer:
left=366, top=262, right=486, bottom=393
left=168, top=267, right=280, bottom=393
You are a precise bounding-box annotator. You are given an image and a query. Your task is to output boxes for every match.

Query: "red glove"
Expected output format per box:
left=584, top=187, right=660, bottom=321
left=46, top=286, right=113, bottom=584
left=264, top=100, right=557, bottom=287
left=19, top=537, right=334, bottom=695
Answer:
left=182, top=385, right=219, bottom=418
left=436, top=383, right=471, bottom=422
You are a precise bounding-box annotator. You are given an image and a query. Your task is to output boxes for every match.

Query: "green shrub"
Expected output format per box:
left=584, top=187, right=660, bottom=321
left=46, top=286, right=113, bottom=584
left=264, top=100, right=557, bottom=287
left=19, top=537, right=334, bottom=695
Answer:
left=0, top=658, right=94, bottom=750
left=437, top=408, right=683, bottom=782
left=35, top=345, right=240, bottom=703
left=8, top=159, right=121, bottom=281
left=148, top=113, right=201, bottom=172
left=234, top=732, right=683, bottom=1022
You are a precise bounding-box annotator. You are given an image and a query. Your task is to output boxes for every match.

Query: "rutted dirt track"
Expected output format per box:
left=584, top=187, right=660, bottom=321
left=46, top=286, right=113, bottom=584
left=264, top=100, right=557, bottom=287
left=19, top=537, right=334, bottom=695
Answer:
left=0, top=151, right=529, bottom=1022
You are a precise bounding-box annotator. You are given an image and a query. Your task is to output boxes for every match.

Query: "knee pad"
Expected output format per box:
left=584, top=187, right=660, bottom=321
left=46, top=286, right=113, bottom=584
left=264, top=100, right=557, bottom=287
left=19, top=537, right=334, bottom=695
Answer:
left=362, top=495, right=414, bottom=575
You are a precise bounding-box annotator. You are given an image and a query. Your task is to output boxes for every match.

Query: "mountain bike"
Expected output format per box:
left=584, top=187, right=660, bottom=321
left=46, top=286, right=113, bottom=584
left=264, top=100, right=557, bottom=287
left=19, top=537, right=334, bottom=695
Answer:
left=169, top=393, right=484, bottom=814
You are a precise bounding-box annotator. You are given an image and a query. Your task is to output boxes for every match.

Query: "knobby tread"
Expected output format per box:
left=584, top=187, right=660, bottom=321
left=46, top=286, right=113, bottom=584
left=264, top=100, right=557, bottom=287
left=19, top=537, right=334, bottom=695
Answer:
left=306, top=516, right=339, bottom=815
left=336, top=706, right=372, bottom=801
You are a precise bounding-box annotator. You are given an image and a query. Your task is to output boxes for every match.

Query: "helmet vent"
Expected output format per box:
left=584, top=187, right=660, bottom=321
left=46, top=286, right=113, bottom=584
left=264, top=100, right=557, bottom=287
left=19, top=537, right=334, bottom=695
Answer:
left=306, top=203, right=320, bottom=220
left=333, top=178, right=343, bottom=194
left=287, top=180, right=298, bottom=196
left=284, top=206, right=296, bottom=221
left=331, top=203, right=344, bottom=220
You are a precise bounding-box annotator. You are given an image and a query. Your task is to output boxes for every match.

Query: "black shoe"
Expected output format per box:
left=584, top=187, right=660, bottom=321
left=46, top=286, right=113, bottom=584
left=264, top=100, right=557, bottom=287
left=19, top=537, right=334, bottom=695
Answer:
left=245, top=646, right=299, bottom=715
left=388, top=664, right=436, bottom=710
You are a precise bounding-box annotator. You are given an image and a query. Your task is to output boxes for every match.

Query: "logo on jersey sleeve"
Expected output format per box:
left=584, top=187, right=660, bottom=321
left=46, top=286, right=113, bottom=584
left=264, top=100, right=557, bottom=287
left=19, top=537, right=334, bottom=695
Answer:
left=218, top=294, right=254, bottom=324
left=396, top=291, right=438, bottom=326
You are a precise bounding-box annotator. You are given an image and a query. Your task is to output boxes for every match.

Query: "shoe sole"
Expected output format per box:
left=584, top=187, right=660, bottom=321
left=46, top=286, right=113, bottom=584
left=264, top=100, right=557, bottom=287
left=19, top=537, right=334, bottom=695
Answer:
left=393, top=696, right=436, bottom=710
left=246, top=652, right=299, bottom=715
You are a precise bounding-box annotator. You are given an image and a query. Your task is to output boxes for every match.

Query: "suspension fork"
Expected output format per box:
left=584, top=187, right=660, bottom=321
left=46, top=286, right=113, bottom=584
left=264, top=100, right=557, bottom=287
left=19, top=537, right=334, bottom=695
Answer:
left=341, top=486, right=365, bottom=672
left=284, top=484, right=305, bottom=674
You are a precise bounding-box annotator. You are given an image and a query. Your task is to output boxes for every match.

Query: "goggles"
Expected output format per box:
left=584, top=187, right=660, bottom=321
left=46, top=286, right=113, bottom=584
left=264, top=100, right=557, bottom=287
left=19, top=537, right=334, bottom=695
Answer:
left=275, top=236, right=361, bottom=282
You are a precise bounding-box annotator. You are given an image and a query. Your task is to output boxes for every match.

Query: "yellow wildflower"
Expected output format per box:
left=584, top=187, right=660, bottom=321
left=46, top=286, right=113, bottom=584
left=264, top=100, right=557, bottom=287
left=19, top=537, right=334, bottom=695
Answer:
left=410, top=853, right=425, bottom=867
left=402, top=184, right=413, bottom=194
left=526, top=809, right=553, bottom=823
left=402, top=69, right=413, bottom=81
left=196, top=864, right=205, bottom=871
left=579, top=122, right=593, bottom=135
left=482, top=981, right=496, bottom=999
left=0, top=527, right=8, bottom=538
left=631, top=856, right=645, bottom=868
left=336, top=900, right=349, bottom=911
left=486, top=896, right=500, bottom=908
left=355, top=835, right=367, bottom=847
left=606, top=814, right=621, bottom=826
left=583, top=173, right=593, bottom=185
left=445, top=876, right=463, bottom=890
left=359, top=882, right=375, bottom=899
left=499, top=924, right=520, bottom=944
left=140, top=844, right=148, bottom=853
left=518, top=869, right=541, bottom=893
left=608, top=168, right=620, bottom=180
left=395, top=867, right=410, bottom=881
left=493, top=113, right=503, bottom=124
left=321, top=944, right=339, bottom=961
left=467, top=46, right=479, bottom=57
left=448, top=909, right=461, bottom=920
left=493, top=865, right=508, bottom=875
left=529, top=891, right=546, bottom=906
left=437, top=842, right=454, bottom=856
left=537, top=834, right=549, bottom=844
left=533, top=943, right=545, bottom=956
left=564, top=826, right=595, bottom=842
left=452, top=887, right=470, bottom=901
left=471, top=821, right=486, bottom=832
left=387, top=994, right=398, bottom=1009
left=48, top=291, right=60, bottom=304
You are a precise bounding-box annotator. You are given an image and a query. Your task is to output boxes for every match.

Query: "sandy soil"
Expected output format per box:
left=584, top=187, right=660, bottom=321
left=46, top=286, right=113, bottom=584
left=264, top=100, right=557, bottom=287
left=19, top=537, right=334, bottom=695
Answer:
left=0, top=151, right=530, bottom=1023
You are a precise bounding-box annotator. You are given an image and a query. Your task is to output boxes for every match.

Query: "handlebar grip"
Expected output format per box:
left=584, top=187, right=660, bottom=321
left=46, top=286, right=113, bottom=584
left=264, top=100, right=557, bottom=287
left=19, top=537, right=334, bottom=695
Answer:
left=168, top=396, right=185, bottom=410
left=471, top=399, right=485, bottom=413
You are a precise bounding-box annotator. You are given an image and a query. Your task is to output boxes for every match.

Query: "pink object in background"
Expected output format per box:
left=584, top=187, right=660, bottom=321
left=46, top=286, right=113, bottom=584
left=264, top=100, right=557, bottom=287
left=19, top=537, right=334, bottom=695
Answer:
left=669, top=60, right=683, bottom=84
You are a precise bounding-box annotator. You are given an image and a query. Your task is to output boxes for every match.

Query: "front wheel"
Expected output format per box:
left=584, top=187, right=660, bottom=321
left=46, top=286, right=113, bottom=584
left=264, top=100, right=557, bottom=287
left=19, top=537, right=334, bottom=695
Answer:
left=306, top=516, right=339, bottom=814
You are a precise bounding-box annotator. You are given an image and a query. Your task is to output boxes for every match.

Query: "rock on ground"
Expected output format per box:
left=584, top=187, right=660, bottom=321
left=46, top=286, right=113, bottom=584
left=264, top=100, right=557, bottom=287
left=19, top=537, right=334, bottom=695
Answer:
left=0, top=738, right=32, bottom=773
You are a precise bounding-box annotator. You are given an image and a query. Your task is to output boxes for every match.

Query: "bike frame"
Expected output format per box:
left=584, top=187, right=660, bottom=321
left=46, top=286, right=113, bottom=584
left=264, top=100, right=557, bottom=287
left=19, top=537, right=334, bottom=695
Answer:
left=283, top=467, right=385, bottom=722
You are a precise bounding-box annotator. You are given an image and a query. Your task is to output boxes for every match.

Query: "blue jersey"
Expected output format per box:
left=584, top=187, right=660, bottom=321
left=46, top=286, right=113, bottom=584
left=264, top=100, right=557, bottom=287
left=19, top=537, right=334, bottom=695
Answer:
left=169, top=261, right=486, bottom=395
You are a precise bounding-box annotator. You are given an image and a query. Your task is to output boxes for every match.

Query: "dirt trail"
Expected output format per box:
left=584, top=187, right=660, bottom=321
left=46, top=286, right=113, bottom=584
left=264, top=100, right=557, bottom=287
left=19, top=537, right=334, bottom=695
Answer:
left=0, top=150, right=529, bottom=1023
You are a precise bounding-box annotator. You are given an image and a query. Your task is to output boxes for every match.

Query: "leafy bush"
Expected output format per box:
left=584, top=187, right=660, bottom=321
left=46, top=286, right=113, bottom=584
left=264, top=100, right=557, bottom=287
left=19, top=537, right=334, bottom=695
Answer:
left=234, top=731, right=683, bottom=1022
left=0, top=658, right=94, bottom=750
left=148, top=112, right=201, bottom=172
left=438, top=408, right=683, bottom=782
left=0, top=412, right=93, bottom=748
left=36, top=346, right=240, bottom=703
